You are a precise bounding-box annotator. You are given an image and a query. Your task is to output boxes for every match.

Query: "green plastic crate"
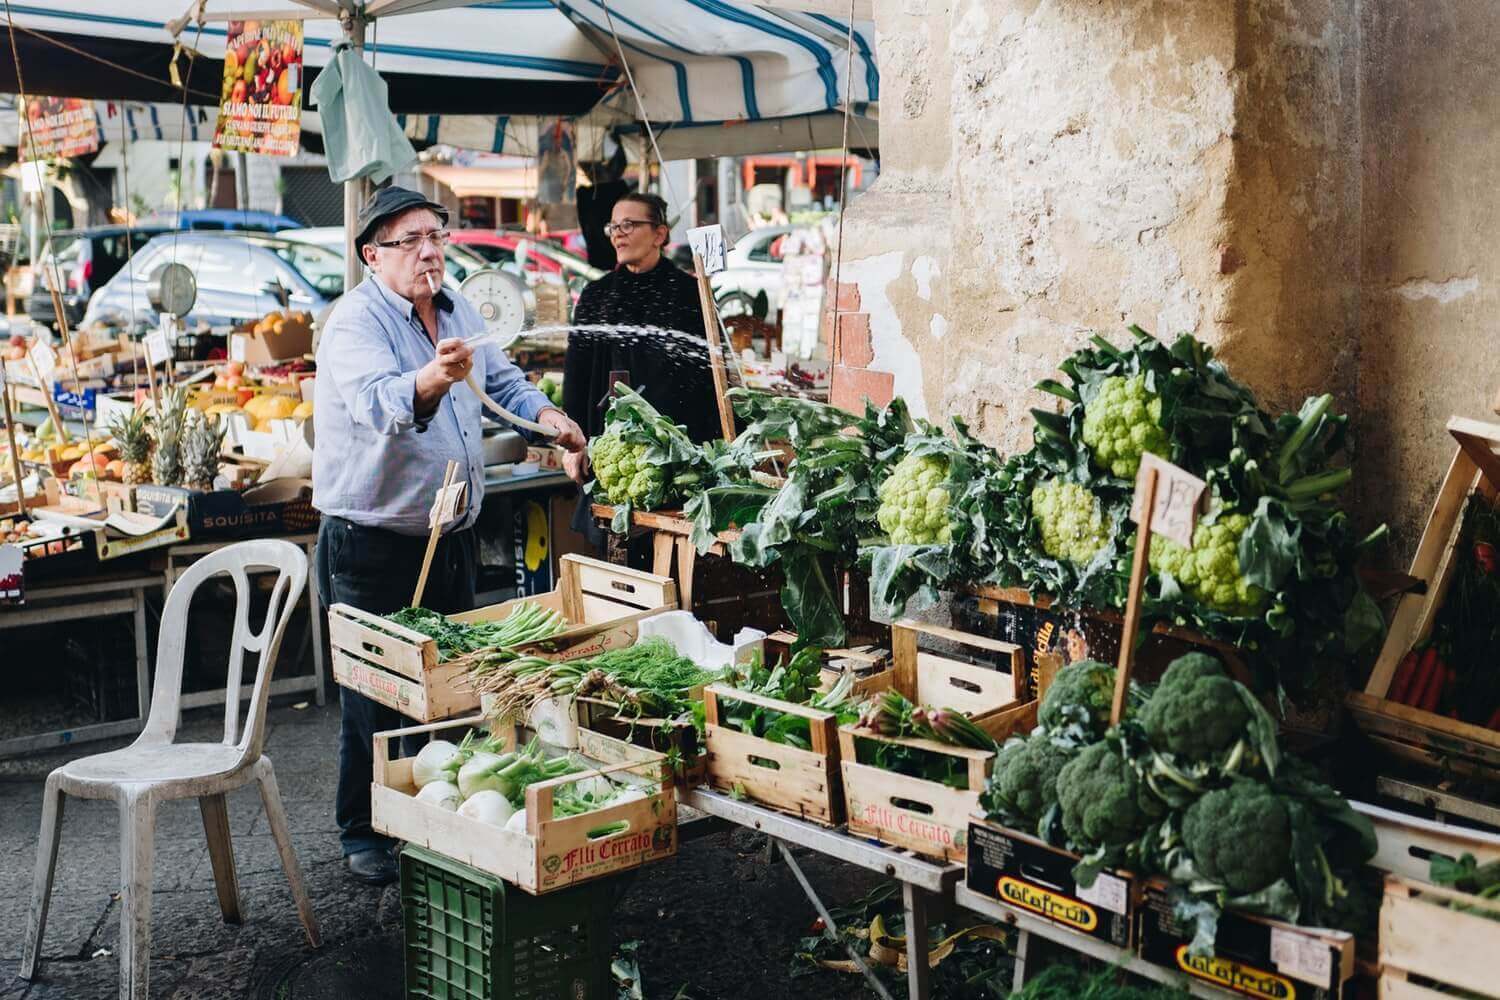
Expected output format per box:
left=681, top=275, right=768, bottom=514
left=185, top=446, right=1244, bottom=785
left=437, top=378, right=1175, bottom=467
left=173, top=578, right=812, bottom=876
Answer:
left=401, top=844, right=620, bottom=1000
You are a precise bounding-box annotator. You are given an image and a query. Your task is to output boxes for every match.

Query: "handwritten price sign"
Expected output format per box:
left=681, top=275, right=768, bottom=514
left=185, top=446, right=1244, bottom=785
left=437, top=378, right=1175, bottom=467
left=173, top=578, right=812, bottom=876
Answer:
left=1129, top=452, right=1206, bottom=548
left=428, top=480, right=470, bottom=529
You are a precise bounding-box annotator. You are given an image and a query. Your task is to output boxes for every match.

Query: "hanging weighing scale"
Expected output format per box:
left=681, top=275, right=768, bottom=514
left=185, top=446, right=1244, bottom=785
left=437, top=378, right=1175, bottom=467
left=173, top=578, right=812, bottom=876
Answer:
left=453, top=268, right=556, bottom=437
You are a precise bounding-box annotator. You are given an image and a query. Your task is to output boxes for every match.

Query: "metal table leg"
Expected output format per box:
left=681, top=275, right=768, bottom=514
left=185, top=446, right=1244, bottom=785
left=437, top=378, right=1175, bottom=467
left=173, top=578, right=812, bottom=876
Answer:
left=903, top=881, right=933, bottom=1000
left=775, top=839, right=896, bottom=1000
left=1012, top=928, right=1032, bottom=992
left=304, top=541, right=327, bottom=706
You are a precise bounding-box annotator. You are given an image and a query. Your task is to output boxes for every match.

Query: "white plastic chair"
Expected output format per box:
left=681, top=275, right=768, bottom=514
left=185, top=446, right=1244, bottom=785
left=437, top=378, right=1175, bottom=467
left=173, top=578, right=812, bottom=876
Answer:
left=20, top=538, right=322, bottom=1000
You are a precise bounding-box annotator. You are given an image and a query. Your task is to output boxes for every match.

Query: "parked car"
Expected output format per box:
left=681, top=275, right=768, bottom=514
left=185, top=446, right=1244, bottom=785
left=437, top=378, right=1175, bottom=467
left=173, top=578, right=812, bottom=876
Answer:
left=80, top=232, right=341, bottom=332
left=447, top=229, right=603, bottom=299
left=710, top=226, right=792, bottom=318
left=140, top=209, right=303, bottom=232
left=278, top=226, right=490, bottom=292
left=26, top=224, right=171, bottom=328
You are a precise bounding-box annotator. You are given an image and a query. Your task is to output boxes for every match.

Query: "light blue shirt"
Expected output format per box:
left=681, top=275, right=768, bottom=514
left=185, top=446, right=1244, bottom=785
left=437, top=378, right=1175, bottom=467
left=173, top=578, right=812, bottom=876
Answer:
left=312, top=273, right=552, bottom=536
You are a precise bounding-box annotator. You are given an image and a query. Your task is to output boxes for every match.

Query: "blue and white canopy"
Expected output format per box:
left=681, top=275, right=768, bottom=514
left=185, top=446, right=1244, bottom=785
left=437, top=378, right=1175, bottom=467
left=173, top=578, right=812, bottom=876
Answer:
left=5, top=0, right=877, bottom=152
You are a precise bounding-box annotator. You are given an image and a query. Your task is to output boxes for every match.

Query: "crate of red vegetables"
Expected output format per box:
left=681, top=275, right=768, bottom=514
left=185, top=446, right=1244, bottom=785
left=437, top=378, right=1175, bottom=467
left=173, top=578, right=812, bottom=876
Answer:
left=839, top=621, right=1037, bottom=862
left=1347, top=417, right=1500, bottom=773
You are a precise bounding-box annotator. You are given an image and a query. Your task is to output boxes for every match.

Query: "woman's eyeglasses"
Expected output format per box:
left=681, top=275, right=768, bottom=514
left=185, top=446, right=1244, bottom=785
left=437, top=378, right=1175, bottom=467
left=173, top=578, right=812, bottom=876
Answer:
left=373, top=229, right=451, bottom=252
left=603, top=219, right=659, bottom=237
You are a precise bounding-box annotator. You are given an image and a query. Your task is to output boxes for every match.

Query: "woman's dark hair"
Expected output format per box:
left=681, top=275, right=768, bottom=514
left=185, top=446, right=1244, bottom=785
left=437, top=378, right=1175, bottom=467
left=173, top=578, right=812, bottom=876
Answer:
left=616, top=192, right=668, bottom=228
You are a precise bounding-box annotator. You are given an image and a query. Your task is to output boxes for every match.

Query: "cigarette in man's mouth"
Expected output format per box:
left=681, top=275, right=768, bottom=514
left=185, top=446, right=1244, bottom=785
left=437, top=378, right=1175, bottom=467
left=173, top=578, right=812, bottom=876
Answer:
left=424, top=271, right=438, bottom=295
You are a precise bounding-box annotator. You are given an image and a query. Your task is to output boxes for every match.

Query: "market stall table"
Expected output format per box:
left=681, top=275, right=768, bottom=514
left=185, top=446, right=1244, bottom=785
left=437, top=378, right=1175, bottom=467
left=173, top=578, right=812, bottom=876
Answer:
left=683, top=786, right=962, bottom=1000
left=0, top=571, right=159, bottom=758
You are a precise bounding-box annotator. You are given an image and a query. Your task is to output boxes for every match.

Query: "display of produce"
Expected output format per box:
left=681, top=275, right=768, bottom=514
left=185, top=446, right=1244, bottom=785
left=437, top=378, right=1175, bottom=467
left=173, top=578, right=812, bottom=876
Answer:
left=710, top=647, right=861, bottom=749
left=587, top=384, right=712, bottom=530
left=980, top=651, right=1375, bottom=955
left=380, top=602, right=568, bottom=662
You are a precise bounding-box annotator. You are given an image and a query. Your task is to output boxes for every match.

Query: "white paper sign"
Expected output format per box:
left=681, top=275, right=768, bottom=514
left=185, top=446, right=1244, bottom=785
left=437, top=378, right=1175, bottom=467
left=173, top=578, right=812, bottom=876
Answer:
left=687, top=224, right=727, bottom=275
left=28, top=341, right=56, bottom=380
left=229, top=333, right=248, bottom=363
left=1074, top=871, right=1128, bottom=915
left=1129, top=452, right=1206, bottom=548
left=144, top=329, right=171, bottom=367
left=1270, top=927, right=1334, bottom=987
left=428, top=480, right=470, bottom=529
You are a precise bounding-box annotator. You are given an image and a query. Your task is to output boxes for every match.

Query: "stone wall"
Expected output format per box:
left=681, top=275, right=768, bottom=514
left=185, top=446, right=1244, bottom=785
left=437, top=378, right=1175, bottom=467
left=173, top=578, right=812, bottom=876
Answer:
left=835, top=0, right=1497, bottom=561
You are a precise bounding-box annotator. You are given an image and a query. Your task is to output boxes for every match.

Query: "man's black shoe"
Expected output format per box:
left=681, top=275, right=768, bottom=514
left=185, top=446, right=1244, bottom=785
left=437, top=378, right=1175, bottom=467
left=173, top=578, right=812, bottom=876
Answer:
left=346, top=847, right=399, bottom=886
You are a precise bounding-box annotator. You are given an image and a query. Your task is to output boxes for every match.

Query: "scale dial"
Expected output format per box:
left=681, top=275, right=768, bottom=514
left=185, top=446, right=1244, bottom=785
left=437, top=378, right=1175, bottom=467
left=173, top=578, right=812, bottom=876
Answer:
left=459, top=269, right=535, bottom=349
left=149, top=262, right=198, bottom=318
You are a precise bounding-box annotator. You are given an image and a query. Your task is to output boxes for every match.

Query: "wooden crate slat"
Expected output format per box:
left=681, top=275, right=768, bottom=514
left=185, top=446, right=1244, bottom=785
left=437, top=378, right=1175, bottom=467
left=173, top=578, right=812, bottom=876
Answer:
left=1379, top=977, right=1463, bottom=1000
left=1381, top=876, right=1500, bottom=999
left=914, top=651, right=1017, bottom=717
left=842, top=759, right=977, bottom=862
left=327, top=610, right=433, bottom=682
left=705, top=723, right=841, bottom=824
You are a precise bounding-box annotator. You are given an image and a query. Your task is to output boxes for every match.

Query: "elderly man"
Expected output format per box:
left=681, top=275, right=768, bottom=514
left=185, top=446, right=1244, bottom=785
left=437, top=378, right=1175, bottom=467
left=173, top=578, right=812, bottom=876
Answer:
left=313, top=186, right=584, bottom=885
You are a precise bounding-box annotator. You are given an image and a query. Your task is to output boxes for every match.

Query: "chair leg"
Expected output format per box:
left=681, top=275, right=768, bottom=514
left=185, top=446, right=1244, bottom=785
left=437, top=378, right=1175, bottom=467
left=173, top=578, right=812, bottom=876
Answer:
left=117, top=789, right=156, bottom=1000
left=198, top=793, right=242, bottom=925
left=256, top=760, right=322, bottom=948
left=20, top=774, right=66, bottom=981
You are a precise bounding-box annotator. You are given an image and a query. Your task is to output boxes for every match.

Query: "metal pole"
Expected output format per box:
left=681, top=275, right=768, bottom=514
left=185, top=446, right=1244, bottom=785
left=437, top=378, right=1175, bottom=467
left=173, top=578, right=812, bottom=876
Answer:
left=341, top=12, right=368, bottom=295
left=236, top=151, right=251, bottom=210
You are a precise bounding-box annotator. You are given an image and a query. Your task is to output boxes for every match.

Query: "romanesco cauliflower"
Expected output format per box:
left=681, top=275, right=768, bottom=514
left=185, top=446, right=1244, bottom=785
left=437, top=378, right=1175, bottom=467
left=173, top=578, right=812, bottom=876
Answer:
left=877, top=453, right=952, bottom=545
left=1149, top=512, right=1267, bottom=616
left=589, top=432, right=664, bottom=506
left=1081, top=374, right=1169, bottom=479
left=1031, top=480, right=1112, bottom=565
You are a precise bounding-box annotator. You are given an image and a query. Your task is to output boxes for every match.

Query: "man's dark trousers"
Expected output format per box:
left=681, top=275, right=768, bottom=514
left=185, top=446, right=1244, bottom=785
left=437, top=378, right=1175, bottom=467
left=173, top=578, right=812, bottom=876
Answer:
left=316, top=515, right=477, bottom=856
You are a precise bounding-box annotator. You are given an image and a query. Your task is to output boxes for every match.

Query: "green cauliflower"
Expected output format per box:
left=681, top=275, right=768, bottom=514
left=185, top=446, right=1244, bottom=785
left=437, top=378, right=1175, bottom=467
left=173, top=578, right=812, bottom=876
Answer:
left=1055, top=740, right=1164, bottom=850
left=1149, top=512, right=1267, bottom=616
left=1182, top=781, right=1291, bottom=894
left=589, top=431, right=665, bottom=507
left=1031, top=479, right=1112, bottom=565
left=1081, top=374, right=1170, bottom=479
left=876, top=452, right=952, bottom=545
left=1037, top=659, right=1117, bottom=738
left=982, top=731, right=1075, bottom=823
left=1138, top=653, right=1251, bottom=761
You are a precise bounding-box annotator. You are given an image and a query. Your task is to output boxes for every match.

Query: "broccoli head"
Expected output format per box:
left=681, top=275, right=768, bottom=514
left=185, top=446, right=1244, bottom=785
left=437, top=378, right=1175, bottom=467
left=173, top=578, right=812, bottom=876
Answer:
left=1056, top=740, right=1164, bottom=850
left=1038, top=659, right=1117, bottom=737
left=1031, top=479, right=1112, bottom=566
left=1182, top=781, right=1291, bottom=895
left=1149, top=512, right=1267, bottom=617
left=876, top=452, right=953, bottom=545
left=1138, top=653, right=1251, bottom=760
left=982, top=731, right=1075, bottom=823
left=1081, top=374, right=1170, bottom=480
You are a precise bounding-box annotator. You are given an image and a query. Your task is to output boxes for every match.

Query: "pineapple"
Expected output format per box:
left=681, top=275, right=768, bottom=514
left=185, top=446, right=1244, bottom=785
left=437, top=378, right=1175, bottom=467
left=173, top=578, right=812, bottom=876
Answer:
left=183, top=412, right=226, bottom=492
left=108, top=408, right=153, bottom=486
left=150, top=385, right=189, bottom=487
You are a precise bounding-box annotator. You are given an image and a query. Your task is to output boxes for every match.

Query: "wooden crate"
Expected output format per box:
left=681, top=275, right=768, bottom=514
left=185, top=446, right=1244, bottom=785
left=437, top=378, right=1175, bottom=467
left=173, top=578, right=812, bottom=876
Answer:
left=372, top=716, right=677, bottom=895
left=1379, top=874, right=1500, bottom=999
left=1347, top=418, right=1500, bottom=773
left=839, top=620, right=1037, bottom=862
left=701, top=658, right=893, bottom=826
left=330, top=554, right=676, bottom=722
left=1354, top=799, right=1500, bottom=883
left=576, top=694, right=706, bottom=785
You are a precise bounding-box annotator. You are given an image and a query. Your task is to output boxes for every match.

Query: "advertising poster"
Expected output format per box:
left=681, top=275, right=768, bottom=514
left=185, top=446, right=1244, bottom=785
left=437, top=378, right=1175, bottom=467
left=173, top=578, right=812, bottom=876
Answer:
left=214, top=19, right=303, bottom=157
left=19, top=97, right=99, bottom=161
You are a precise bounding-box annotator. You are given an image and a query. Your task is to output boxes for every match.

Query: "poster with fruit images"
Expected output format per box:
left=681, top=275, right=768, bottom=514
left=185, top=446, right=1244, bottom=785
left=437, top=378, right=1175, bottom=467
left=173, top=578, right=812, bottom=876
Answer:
left=19, top=97, right=99, bottom=161
left=214, top=19, right=303, bottom=158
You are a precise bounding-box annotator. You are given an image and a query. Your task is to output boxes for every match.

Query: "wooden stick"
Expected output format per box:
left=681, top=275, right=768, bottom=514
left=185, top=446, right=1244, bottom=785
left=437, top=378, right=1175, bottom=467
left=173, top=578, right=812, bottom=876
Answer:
left=2, top=380, right=27, bottom=517
left=412, top=459, right=460, bottom=608
left=692, top=252, right=737, bottom=443
left=1111, top=465, right=1157, bottom=725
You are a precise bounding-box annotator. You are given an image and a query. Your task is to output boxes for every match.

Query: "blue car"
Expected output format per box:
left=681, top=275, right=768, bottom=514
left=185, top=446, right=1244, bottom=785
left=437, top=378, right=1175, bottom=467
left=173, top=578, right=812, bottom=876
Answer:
left=139, top=209, right=303, bottom=232
left=80, top=232, right=343, bottom=332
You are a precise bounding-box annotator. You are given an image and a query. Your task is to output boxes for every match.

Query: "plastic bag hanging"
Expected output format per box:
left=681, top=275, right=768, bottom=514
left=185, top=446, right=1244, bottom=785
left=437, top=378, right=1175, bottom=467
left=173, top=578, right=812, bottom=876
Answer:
left=307, top=40, right=417, bottom=185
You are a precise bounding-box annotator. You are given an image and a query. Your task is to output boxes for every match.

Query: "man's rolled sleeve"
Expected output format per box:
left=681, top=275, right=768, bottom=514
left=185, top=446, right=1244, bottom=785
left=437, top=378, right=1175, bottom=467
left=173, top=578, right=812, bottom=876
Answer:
left=324, top=308, right=421, bottom=435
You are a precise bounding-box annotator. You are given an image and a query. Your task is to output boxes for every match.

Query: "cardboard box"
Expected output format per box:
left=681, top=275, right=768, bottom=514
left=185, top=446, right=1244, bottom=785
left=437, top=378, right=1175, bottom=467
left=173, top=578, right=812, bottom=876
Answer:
left=230, top=322, right=313, bottom=364
left=965, top=818, right=1139, bottom=947
left=134, top=478, right=318, bottom=540
left=1137, top=882, right=1353, bottom=999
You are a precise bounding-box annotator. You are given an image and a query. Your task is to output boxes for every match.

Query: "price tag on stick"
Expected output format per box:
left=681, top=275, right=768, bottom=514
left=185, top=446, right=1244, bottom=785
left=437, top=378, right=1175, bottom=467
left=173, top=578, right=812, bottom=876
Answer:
left=28, top=341, right=57, bottom=381
left=144, top=328, right=171, bottom=368
left=1111, top=453, right=1205, bottom=724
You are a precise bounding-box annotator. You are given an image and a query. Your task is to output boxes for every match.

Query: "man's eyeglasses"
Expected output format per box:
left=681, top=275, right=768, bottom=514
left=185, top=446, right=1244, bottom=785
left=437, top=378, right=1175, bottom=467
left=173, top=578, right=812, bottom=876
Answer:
left=373, top=229, right=451, bottom=252
left=603, top=219, right=659, bottom=238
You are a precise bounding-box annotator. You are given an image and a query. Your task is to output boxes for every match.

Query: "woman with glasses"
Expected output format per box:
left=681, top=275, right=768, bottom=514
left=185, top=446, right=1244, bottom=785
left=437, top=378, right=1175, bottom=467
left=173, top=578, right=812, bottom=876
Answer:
left=561, top=193, right=720, bottom=484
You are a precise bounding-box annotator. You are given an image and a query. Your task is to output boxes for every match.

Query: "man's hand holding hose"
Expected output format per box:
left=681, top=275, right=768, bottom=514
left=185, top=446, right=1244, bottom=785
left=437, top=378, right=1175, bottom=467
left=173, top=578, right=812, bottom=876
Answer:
left=416, top=336, right=586, bottom=454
